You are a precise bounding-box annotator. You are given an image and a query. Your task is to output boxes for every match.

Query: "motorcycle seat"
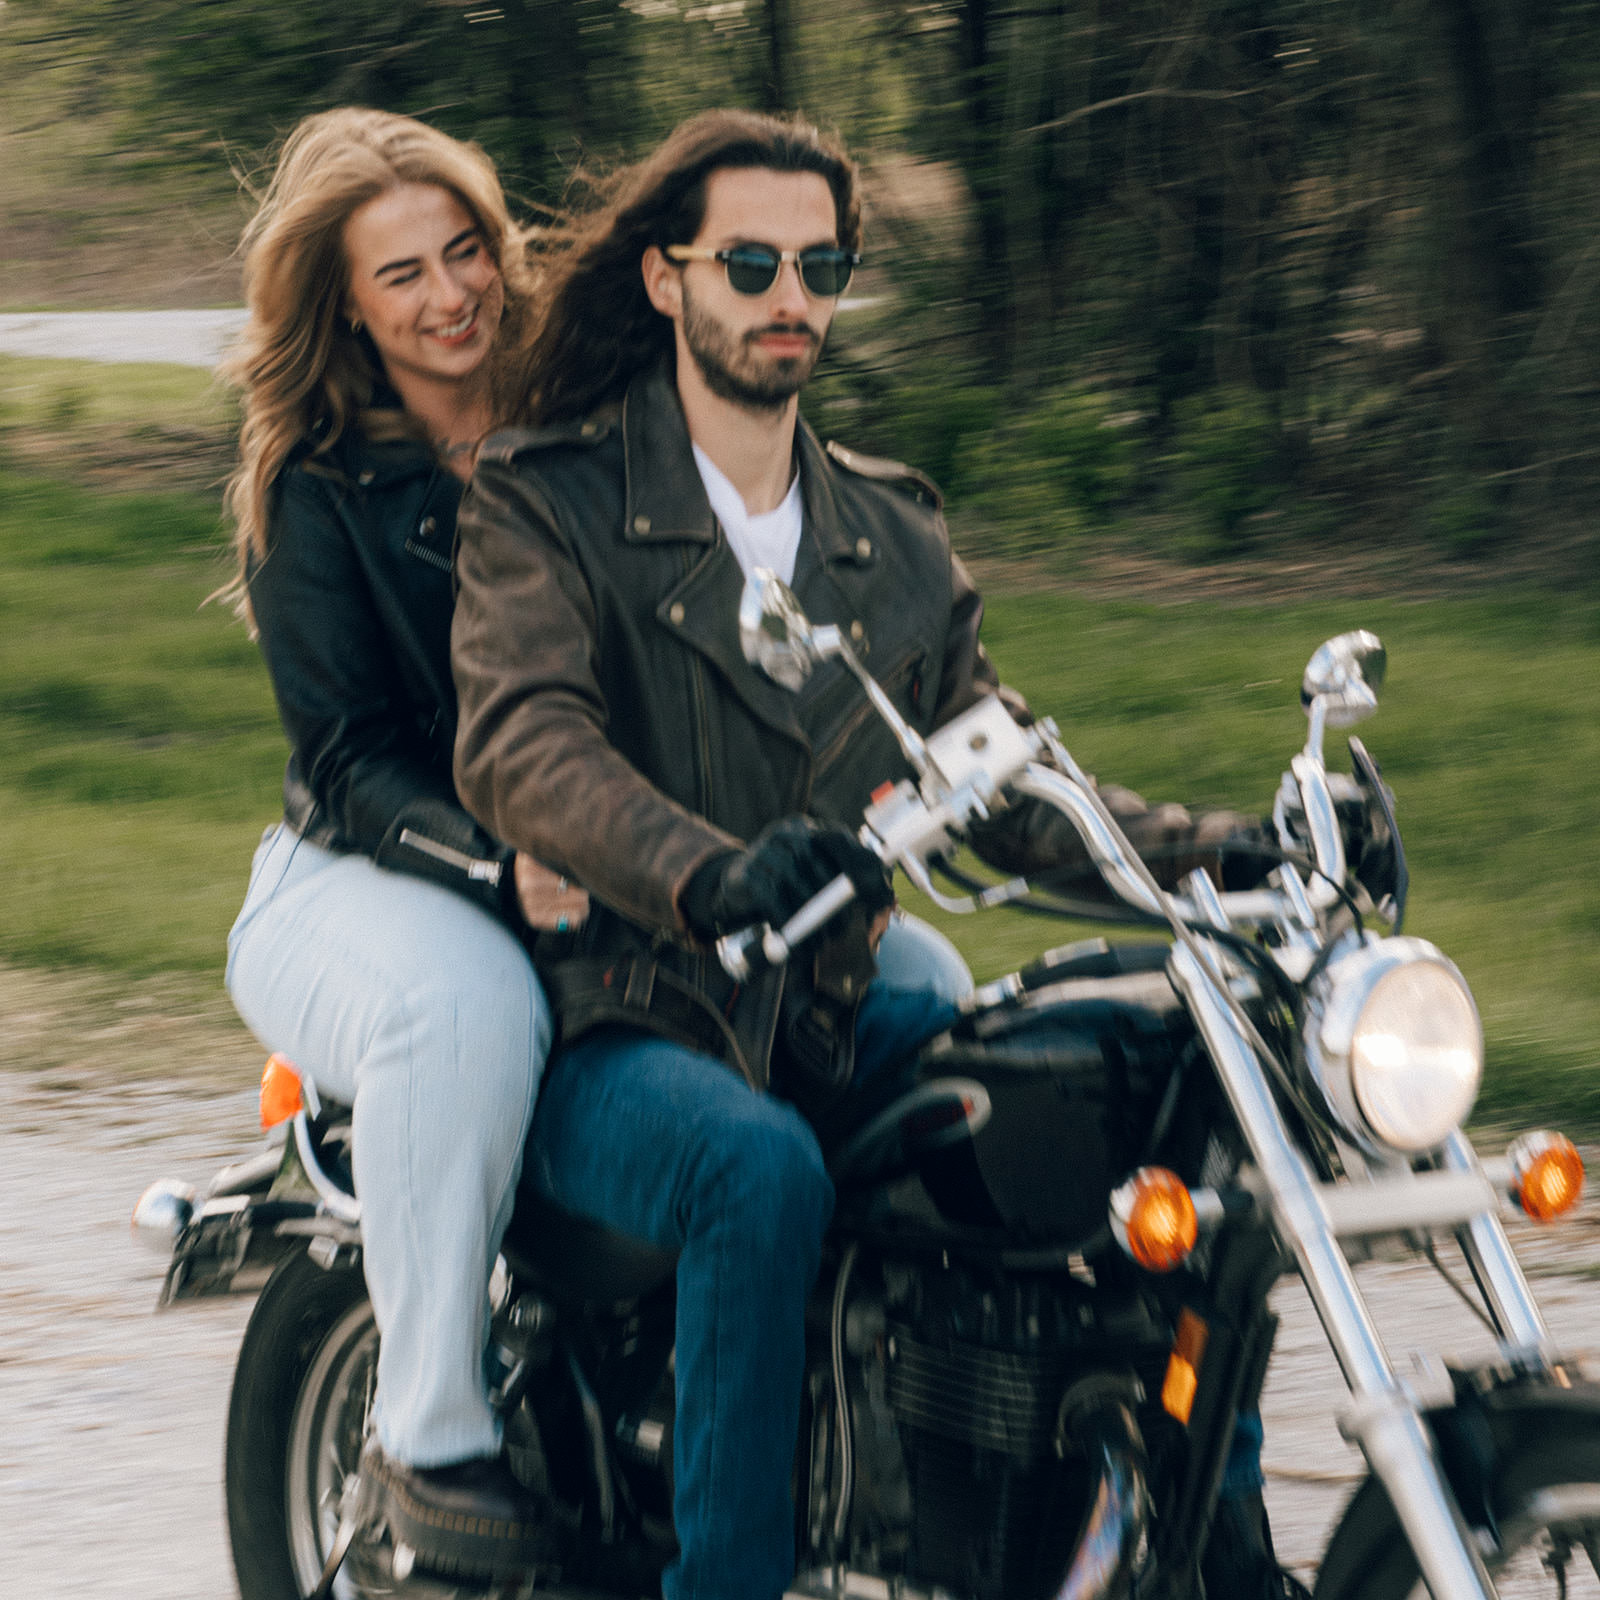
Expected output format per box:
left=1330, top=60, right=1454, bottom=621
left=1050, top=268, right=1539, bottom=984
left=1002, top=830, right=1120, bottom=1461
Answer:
left=501, top=1184, right=678, bottom=1304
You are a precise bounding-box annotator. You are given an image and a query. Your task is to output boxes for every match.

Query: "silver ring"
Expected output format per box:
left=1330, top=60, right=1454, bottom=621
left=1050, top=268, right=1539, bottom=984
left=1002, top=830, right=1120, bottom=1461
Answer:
left=556, top=876, right=568, bottom=894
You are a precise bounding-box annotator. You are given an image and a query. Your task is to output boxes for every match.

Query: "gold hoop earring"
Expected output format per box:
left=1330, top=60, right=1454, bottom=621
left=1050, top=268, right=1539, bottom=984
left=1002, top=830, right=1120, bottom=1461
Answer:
left=349, top=316, right=364, bottom=333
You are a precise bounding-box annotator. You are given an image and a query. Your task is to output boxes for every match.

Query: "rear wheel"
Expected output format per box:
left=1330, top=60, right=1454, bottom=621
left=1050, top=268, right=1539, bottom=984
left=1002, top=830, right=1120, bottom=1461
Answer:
left=1313, top=1429, right=1600, bottom=1599
left=225, top=1247, right=473, bottom=1600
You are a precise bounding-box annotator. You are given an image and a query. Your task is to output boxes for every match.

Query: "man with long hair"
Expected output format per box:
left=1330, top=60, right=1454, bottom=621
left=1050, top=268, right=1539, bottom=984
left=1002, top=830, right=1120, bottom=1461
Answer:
left=453, top=108, right=1282, bottom=1600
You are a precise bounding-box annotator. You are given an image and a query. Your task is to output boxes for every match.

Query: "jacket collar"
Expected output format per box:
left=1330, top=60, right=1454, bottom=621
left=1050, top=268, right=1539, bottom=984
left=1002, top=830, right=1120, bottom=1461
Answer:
left=621, top=363, right=718, bottom=545
left=301, top=405, right=437, bottom=492
left=618, top=360, right=870, bottom=570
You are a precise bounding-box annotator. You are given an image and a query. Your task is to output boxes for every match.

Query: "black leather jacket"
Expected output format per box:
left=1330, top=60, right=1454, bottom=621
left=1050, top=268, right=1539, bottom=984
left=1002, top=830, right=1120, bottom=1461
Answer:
left=248, top=420, right=517, bottom=922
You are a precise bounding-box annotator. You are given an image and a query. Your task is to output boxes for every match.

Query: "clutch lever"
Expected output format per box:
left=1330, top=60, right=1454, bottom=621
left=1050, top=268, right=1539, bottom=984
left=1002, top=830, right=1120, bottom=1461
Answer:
left=716, top=872, right=857, bottom=981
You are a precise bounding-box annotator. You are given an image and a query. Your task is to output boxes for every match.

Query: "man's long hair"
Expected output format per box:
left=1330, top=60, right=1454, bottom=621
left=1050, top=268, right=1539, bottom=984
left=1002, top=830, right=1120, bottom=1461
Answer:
left=511, top=109, right=861, bottom=426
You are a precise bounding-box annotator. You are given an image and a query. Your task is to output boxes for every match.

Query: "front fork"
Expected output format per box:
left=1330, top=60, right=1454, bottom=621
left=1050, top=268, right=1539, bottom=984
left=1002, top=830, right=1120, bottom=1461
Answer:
left=1169, top=946, right=1556, bottom=1600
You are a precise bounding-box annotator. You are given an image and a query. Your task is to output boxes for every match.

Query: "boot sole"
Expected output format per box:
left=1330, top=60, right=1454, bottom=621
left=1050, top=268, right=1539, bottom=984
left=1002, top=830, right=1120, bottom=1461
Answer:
left=371, top=1455, right=547, bottom=1582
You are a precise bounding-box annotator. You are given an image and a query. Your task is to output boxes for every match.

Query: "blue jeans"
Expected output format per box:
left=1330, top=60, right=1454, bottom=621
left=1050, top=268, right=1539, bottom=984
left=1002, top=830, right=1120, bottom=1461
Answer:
left=227, top=825, right=552, bottom=1466
left=524, top=982, right=958, bottom=1600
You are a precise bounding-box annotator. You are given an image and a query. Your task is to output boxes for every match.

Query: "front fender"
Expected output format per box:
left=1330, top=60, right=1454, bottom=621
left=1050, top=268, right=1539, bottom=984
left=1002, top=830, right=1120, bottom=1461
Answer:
left=1315, top=1363, right=1600, bottom=1600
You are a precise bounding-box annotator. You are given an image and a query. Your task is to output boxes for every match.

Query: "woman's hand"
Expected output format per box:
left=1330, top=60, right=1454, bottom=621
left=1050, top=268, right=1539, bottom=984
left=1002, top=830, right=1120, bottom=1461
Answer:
left=514, top=853, right=590, bottom=932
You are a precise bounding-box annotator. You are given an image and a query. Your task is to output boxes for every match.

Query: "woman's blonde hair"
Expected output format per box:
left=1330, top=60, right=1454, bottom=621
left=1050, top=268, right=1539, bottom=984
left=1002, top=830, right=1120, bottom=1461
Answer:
left=220, top=107, right=533, bottom=617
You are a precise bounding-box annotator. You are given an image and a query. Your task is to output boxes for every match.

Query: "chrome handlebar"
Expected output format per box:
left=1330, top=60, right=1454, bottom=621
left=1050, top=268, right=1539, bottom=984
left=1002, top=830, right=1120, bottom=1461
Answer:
left=716, top=702, right=1289, bottom=980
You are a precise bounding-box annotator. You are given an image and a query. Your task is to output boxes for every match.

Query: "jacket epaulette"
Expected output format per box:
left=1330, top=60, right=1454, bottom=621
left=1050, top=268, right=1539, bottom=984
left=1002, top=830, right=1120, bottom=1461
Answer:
left=823, top=439, right=944, bottom=511
left=478, top=415, right=618, bottom=467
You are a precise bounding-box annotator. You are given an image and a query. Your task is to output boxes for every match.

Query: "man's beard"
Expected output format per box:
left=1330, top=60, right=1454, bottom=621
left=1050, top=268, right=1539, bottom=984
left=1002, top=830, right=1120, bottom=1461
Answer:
left=681, top=286, right=822, bottom=412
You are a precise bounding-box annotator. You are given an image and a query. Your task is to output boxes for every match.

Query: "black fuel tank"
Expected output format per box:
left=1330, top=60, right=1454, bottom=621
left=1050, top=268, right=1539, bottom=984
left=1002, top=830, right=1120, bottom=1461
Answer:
left=913, top=942, right=1198, bottom=1244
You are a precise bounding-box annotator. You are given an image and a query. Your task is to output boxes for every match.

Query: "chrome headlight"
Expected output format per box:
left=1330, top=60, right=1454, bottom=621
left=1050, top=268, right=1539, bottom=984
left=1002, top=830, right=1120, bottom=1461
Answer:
left=1306, top=937, right=1483, bottom=1153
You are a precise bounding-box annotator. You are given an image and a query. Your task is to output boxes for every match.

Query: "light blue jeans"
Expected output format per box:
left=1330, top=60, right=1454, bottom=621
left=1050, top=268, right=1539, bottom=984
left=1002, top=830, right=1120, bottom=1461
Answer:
left=226, top=825, right=552, bottom=1467
left=874, top=907, right=973, bottom=1002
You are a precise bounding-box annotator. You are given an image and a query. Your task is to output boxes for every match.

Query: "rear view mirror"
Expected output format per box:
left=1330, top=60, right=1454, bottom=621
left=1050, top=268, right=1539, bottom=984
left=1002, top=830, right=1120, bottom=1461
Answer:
left=1302, top=631, right=1386, bottom=731
left=738, top=569, right=818, bottom=692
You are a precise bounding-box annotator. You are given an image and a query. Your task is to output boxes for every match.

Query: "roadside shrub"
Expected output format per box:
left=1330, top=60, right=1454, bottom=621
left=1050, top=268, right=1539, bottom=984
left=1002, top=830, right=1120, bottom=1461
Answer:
left=806, top=361, right=1000, bottom=502
left=47, top=384, right=90, bottom=430
left=1168, top=387, right=1285, bottom=554
left=1428, top=480, right=1502, bottom=559
left=964, top=387, right=1134, bottom=555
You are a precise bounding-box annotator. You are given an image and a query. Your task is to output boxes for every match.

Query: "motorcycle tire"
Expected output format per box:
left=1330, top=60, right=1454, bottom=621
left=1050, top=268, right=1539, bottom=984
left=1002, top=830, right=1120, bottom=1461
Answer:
left=1313, top=1415, right=1600, bottom=1599
left=224, top=1245, right=370, bottom=1600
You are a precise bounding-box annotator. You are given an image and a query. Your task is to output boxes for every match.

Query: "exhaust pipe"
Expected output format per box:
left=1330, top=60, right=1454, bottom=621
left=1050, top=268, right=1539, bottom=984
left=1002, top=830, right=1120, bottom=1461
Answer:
left=1051, top=1377, right=1152, bottom=1600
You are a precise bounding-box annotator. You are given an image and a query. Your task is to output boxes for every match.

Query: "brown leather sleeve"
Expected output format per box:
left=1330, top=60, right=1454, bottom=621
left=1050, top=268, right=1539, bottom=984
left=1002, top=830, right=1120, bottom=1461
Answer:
left=970, top=780, right=1259, bottom=895
left=932, top=553, right=1009, bottom=722
left=933, top=556, right=1256, bottom=893
left=451, top=460, right=739, bottom=934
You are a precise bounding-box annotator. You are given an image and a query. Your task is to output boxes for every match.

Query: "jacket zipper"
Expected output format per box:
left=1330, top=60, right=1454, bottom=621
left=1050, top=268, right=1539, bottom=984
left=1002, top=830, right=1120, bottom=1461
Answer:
left=811, top=645, right=923, bottom=779
left=404, top=537, right=452, bottom=573
left=397, top=828, right=503, bottom=885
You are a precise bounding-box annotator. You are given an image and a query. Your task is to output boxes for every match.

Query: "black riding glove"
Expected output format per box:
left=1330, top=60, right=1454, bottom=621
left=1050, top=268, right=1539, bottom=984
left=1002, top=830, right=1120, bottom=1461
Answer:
left=680, top=815, right=894, bottom=944
left=1216, top=818, right=1280, bottom=892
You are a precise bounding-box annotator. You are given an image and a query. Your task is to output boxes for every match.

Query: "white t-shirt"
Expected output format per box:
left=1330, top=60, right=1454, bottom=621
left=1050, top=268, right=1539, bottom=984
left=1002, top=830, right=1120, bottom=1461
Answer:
left=692, top=442, right=802, bottom=585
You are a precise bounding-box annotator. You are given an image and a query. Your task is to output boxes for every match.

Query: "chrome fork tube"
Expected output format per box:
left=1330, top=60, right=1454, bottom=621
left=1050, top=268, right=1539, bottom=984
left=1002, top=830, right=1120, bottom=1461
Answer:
left=1439, top=1130, right=1554, bottom=1359
left=1169, top=946, right=1498, bottom=1600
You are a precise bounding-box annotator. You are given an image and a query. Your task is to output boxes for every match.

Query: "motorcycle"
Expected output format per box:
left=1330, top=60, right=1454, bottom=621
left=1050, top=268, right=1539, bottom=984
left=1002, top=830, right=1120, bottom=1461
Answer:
left=136, top=568, right=1600, bottom=1600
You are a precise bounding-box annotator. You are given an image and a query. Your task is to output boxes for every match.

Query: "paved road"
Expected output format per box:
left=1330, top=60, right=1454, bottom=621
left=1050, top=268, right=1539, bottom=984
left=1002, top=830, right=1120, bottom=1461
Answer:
left=0, top=310, right=249, bottom=369
left=4, top=1060, right=1600, bottom=1598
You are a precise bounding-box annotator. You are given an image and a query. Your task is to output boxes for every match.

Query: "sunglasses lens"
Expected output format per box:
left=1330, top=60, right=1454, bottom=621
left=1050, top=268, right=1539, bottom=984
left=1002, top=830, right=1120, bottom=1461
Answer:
left=724, top=246, right=782, bottom=295
left=799, top=249, right=855, bottom=297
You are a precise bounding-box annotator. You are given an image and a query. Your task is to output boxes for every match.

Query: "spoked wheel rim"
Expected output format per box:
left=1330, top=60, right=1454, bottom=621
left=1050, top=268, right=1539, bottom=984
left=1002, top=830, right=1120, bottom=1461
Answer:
left=282, top=1298, right=467, bottom=1600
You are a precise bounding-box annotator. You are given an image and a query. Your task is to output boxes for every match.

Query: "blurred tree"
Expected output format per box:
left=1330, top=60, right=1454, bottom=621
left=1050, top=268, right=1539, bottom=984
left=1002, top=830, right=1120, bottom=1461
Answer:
left=6, top=0, right=1597, bottom=546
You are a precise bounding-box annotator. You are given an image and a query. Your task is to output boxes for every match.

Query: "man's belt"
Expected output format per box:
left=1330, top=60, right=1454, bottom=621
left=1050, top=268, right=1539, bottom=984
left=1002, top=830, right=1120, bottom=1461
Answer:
left=543, top=956, right=758, bottom=1089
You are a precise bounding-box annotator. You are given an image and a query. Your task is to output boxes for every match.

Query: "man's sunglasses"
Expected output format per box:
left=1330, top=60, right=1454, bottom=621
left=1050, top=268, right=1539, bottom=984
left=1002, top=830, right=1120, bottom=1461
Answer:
left=665, top=243, right=860, bottom=299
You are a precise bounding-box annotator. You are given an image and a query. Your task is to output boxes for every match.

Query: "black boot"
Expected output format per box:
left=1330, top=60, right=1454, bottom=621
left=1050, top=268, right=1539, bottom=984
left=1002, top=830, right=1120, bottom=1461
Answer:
left=369, top=1448, right=547, bottom=1582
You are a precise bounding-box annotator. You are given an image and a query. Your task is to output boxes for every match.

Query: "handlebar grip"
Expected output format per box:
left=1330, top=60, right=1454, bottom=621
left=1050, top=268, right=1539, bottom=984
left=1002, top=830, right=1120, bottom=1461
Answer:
left=716, top=872, right=857, bottom=981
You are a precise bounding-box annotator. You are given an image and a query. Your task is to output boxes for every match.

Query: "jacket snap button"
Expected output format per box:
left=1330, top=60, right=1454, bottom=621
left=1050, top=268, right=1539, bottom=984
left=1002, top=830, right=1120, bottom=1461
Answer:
left=358, top=470, right=375, bottom=486
left=669, top=602, right=686, bottom=625
left=633, top=514, right=651, bottom=534
left=419, top=515, right=437, bottom=537
left=850, top=620, right=865, bottom=642
left=581, top=421, right=598, bottom=436
left=855, top=537, right=872, bottom=560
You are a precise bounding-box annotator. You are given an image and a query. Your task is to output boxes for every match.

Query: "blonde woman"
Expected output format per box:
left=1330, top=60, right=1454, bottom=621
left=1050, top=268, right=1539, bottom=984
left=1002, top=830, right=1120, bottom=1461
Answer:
left=221, top=108, right=578, bottom=1581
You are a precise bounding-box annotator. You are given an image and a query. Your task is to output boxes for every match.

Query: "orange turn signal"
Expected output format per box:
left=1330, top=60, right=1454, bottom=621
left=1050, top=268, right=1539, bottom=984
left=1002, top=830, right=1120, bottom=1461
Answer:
left=1111, top=1166, right=1199, bottom=1273
left=259, top=1053, right=304, bottom=1131
left=1161, top=1307, right=1210, bottom=1424
left=1508, top=1131, right=1584, bottom=1222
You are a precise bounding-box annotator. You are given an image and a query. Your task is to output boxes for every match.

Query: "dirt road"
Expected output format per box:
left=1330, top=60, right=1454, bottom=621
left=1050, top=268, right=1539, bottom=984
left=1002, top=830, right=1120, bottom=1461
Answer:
left=4, top=982, right=1600, bottom=1598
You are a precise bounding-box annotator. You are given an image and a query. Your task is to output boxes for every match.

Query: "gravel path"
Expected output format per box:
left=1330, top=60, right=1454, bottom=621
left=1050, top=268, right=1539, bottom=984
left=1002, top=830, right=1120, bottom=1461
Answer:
left=4, top=1039, right=1599, bottom=1599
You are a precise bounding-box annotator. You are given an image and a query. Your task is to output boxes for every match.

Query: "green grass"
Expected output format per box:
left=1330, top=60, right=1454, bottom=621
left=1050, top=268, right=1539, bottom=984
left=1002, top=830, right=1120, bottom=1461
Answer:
left=0, top=460, right=281, bottom=976
left=2, top=358, right=1597, bottom=1131
left=0, top=353, right=235, bottom=433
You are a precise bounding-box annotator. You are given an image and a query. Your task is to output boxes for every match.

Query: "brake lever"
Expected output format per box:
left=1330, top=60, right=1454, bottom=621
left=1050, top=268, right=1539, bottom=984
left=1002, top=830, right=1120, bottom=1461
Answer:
left=716, top=872, right=857, bottom=981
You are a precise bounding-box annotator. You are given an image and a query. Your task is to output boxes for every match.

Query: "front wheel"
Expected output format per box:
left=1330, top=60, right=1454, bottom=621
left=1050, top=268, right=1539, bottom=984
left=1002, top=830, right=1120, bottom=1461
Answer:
left=1313, top=1406, right=1600, bottom=1599
left=225, top=1246, right=471, bottom=1600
